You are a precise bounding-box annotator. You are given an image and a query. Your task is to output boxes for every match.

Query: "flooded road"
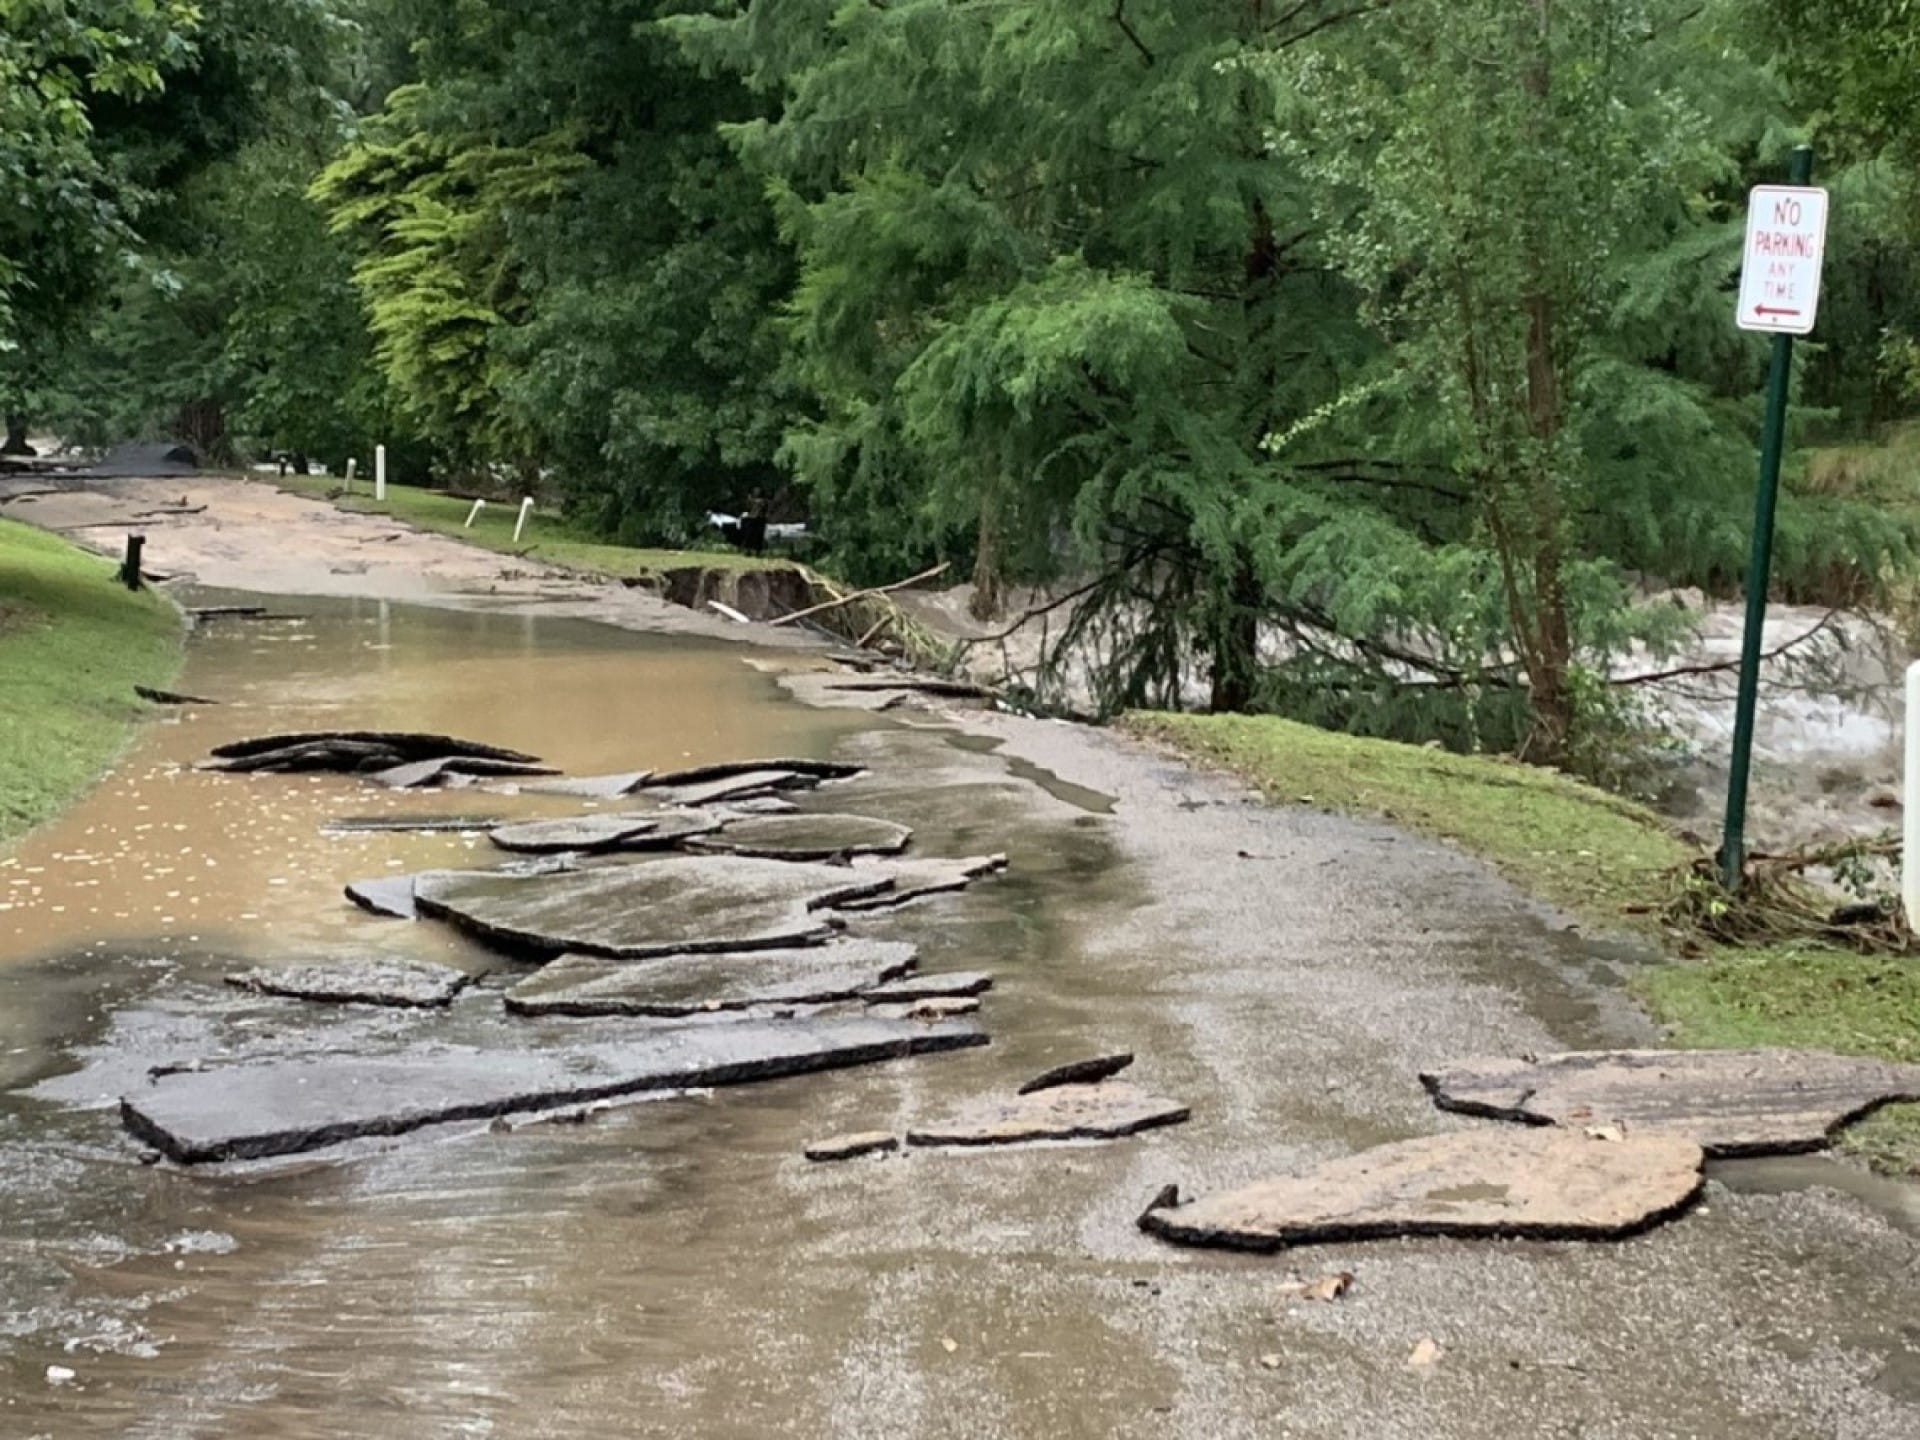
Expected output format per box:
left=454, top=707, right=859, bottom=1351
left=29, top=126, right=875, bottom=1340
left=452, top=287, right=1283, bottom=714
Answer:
left=5, top=590, right=1920, bottom=1439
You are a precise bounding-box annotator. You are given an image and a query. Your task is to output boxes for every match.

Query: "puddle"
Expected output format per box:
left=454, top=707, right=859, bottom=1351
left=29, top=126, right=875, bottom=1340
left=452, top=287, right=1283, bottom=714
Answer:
left=942, top=732, right=1116, bottom=814
left=0, top=592, right=868, bottom=969
left=1711, top=1153, right=1920, bottom=1236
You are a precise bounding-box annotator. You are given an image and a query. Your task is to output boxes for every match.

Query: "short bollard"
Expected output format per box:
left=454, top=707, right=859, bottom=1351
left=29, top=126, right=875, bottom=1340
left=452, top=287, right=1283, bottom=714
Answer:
left=513, top=497, right=534, bottom=544
left=120, top=534, right=145, bottom=591
left=465, top=498, right=487, bottom=529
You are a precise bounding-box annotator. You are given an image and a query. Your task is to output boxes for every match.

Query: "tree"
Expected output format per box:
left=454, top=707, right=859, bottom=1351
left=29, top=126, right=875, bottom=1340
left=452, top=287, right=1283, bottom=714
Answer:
left=0, top=0, right=202, bottom=445
left=314, top=0, right=797, bottom=526
left=681, top=1, right=1383, bottom=707
left=1, top=0, right=345, bottom=452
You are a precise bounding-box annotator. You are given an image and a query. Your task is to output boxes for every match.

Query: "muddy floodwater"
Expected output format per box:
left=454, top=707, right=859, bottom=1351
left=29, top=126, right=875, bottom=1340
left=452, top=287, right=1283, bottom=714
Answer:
left=6, top=592, right=1920, bottom=1440
left=0, top=595, right=1132, bottom=1437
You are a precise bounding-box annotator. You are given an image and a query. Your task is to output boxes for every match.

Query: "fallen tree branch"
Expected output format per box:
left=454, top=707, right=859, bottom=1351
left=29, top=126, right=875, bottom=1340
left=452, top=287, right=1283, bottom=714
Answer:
left=955, top=573, right=1110, bottom=650
left=769, top=561, right=950, bottom=628
left=1612, top=610, right=1839, bottom=687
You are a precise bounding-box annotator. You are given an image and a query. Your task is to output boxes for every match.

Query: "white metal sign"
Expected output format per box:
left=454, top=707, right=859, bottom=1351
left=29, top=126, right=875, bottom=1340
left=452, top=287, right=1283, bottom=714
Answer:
left=1736, top=185, right=1829, bottom=335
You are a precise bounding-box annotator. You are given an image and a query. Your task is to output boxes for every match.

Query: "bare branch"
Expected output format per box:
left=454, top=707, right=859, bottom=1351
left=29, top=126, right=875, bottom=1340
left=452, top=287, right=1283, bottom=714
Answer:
left=1611, top=610, right=1840, bottom=687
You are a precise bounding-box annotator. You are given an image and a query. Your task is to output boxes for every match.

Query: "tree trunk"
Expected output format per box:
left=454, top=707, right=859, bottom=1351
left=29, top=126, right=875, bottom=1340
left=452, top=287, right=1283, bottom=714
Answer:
left=969, top=488, right=1004, bottom=622
left=1, top=415, right=32, bottom=456
left=1515, top=0, right=1575, bottom=763
left=174, top=399, right=227, bottom=465
left=1208, top=552, right=1262, bottom=712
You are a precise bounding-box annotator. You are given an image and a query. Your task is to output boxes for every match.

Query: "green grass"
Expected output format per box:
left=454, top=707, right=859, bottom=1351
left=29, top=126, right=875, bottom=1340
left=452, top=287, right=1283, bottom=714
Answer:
left=271, top=474, right=797, bottom=583
left=1133, top=710, right=1920, bottom=1172
left=0, top=519, right=183, bottom=848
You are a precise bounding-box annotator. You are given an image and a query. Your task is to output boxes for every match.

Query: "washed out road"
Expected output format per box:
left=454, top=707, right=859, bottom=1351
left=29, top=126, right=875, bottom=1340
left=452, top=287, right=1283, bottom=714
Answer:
left=1, top=473, right=1916, bottom=1439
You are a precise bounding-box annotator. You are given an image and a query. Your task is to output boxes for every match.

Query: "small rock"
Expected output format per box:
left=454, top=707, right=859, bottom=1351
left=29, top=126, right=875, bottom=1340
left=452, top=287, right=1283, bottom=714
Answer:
left=804, top=1131, right=901, bottom=1162
left=46, top=1365, right=76, bottom=1386
left=1278, top=1271, right=1354, bottom=1304
left=1408, top=1338, right=1442, bottom=1368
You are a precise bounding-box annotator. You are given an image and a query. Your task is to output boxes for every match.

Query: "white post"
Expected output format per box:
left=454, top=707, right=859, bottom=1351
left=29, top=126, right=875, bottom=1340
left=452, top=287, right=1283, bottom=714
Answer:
left=513, top=496, right=534, bottom=544
left=375, top=444, right=388, bottom=501
left=1905, top=662, right=1920, bottom=926
left=344, top=457, right=357, bottom=491
left=464, top=498, right=487, bottom=529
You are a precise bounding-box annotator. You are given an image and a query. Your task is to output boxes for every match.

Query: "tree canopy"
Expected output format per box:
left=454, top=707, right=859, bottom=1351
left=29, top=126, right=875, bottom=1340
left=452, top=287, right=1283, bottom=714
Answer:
left=7, top=0, right=1918, bottom=774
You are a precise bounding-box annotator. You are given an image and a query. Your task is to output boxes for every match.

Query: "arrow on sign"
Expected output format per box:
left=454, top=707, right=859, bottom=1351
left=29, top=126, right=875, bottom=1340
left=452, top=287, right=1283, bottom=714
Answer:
left=1753, top=305, right=1802, bottom=318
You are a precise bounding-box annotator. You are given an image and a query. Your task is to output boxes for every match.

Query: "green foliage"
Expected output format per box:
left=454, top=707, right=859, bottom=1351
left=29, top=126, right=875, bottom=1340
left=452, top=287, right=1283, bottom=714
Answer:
left=314, top=88, right=587, bottom=469
left=0, top=0, right=200, bottom=355
left=312, top=1, right=798, bottom=524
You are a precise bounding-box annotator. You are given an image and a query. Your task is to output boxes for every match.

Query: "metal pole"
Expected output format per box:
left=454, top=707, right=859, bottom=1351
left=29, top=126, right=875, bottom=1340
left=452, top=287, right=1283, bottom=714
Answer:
left=1719, top=144, right=1814, bottom=890
left=1905, top=662, right=1920, bottom=924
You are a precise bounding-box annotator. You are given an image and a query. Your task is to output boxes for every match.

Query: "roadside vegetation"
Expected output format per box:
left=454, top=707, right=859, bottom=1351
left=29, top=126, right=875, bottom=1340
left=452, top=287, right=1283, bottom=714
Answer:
left=1135, top=711, right=1920, bottom=1174
left=0, top=521, right=182, bottom=848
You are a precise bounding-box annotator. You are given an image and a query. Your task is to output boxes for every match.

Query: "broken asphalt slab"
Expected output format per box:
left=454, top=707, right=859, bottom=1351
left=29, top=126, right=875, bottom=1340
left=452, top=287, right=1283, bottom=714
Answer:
left=647, top=770, right=828, bottom=808
left=639, top=759, right=863, bottom=788
left=513, top=771, right=652, bottom=798
left=123, top=1015, right=987, bottom=1163
left=210, top=731, right=540, bottom=764
left=1140, top=1129, right=1705, bottom=1252
left=413, top=857, right=893, bottom=958
left=225, top=958, right=473, bottom=1009
left=504, top=938, right=919, bottom=1018
left=324, top=814, right=506, bottom=834
left=1420, top=1048, right=1920, bottom=1156
left=861, top=971, right=992, bottom=1002
left=369, top=756, right=559, bottom=789
left=906, top=1082, right=1188, bottom=1148
left=1019, top=1052, right=1135, bottom=1095
left=487, top=811, right=718, bottom=855
left=834, top=854, right=1008, bottom=911
left=344, top=872, right=430, bottom=920
left=687, top=813, right=913, bottom=861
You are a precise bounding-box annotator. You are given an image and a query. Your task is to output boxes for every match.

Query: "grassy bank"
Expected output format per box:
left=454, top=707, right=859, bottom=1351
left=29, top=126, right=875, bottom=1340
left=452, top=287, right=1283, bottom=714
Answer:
left=271, top=474, right=795, bottom=584
left=0, top=519, right=183, bottom=848
left=1131, top=710, right=1920, bottom=1173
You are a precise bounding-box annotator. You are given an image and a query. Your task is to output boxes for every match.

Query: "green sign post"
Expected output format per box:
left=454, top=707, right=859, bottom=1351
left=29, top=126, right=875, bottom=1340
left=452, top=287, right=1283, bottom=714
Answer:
left=1719, top=145, right=1826, bottom=889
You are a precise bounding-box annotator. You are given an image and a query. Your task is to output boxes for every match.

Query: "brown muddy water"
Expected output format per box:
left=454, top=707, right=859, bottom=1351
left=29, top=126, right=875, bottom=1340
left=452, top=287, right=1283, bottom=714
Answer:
left=0, top=594, right=1139, bottom=1438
